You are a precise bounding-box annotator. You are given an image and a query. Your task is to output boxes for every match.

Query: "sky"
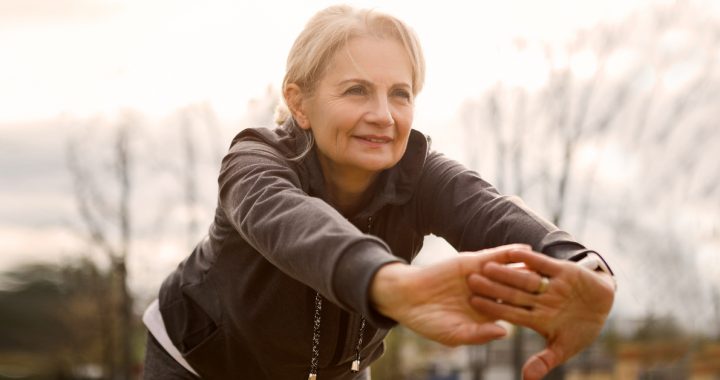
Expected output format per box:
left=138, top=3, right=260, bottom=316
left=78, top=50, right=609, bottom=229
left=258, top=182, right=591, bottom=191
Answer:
left=2, top=0, right=719, bottom=331
left=0, top=0, right=671, bottom=124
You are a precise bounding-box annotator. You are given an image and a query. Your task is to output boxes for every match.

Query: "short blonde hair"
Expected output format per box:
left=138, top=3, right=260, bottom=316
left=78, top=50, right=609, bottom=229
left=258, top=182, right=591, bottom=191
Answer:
left=275, top=5, right=425, bottom=124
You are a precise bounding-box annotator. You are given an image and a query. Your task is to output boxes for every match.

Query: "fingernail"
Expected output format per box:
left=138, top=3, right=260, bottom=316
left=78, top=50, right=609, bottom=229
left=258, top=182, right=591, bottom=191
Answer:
left=492, top=323, right=508, bottom=337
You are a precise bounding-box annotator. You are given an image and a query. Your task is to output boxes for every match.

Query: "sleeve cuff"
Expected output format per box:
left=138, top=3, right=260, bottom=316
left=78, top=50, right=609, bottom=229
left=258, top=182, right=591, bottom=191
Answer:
left=567, top=250, right=615, bottom=276
left=331, top=240, right=406, bottom=329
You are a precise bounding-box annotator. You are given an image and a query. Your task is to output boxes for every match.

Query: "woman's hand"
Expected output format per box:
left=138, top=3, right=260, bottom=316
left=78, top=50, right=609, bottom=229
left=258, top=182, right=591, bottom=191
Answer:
left=370, top=244, right=534, bottom=346
left=466, top=250, right=615, bottom=380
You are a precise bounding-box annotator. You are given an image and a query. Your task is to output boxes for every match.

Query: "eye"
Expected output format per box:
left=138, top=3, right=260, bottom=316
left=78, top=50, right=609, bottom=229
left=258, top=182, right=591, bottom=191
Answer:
left=343, top=85, right=367, bottom=96
left=392, top=89, right=412, bottom=101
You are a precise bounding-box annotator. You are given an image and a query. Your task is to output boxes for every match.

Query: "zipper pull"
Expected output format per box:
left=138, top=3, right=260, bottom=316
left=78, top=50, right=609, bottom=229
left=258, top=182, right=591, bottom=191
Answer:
left=308, top=374, right=317, bottom=380
left=351, top=317, right=366, bottom=372
left=351, top=355, right=360, bottom=372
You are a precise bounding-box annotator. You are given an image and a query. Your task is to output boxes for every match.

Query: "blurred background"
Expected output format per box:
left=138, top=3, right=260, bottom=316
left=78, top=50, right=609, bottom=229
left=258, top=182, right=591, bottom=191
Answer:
left=1, top=0, right=719, bottom=379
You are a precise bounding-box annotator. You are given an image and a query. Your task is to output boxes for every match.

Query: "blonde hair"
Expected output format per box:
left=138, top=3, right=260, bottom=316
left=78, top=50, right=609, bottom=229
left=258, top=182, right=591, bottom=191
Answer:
left=275, top=5, right=426, bottom=125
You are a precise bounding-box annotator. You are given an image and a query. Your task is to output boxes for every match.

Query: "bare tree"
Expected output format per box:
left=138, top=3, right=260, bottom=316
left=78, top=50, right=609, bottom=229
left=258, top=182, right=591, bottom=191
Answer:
left=178, top=108, right=201, bottom=247
left=461, top=1, right=720, bottom=378
left=152, top=104, right=230, bottom=248
left=67, top=114, right=136, bottom=380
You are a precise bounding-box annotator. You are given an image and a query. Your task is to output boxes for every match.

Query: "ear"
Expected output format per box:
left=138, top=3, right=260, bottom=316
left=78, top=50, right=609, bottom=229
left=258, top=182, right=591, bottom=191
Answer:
left=284, top=84, right=311, bottom=130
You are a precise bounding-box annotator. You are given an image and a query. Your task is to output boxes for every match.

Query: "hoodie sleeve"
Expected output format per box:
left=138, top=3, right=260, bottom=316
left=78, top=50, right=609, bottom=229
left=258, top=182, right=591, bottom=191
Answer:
left=217, top=140, right=404, bottom=324
left=415, top=151, right=612, bottom=269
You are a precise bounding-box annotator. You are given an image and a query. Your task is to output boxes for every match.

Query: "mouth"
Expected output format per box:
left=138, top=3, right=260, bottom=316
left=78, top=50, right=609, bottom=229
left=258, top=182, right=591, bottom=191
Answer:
left=354, top=135, right=393, bottom=144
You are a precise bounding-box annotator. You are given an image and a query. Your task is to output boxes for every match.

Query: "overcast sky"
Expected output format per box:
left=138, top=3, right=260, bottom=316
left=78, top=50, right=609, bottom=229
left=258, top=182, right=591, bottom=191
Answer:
left=0, top=0, right=675, bottom=124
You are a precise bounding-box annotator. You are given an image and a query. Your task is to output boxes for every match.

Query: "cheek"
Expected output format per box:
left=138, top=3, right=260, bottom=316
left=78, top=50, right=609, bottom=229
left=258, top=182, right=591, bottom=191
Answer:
left=397, top=107, right=413, bottom=129
left=314, top=131, right=337, bottom=156
left=395, top=135, right=410, bottom=156
left=395, top=113, right=413, bottom=154
left=397, top=112, right=413, bottom=138
left=394, top=128, right=412, bottom=155
left=312, top=123, right=347, bottom=157
left=318, top=109, right=355, bottom=139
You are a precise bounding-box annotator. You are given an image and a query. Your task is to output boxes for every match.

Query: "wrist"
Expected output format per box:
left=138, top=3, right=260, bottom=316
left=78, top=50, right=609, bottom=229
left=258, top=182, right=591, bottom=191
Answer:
left=370, top=262, right=415, bottom=320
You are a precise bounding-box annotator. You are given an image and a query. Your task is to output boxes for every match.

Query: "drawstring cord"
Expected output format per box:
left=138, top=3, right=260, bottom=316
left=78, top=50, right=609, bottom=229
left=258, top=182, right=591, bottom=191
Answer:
left=308, top=292, right=323, bottom=380
left=351, top=317, right=367, bottom=372
left=308, top=293, right=367, bottom=379
left=307, top=216, right=373, bottom=379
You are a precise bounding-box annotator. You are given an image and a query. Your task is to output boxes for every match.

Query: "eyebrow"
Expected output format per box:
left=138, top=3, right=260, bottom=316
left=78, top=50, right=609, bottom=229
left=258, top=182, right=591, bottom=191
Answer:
left=337, top=78, right=412, bottom=90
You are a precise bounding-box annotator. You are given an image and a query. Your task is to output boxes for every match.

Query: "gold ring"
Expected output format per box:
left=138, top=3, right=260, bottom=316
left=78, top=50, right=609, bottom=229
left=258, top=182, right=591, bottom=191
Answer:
left=536, top=276, right=550, bottom=294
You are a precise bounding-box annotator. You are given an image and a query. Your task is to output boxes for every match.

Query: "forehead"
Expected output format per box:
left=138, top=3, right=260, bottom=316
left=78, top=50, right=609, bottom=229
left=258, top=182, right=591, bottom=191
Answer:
left=322, top=36, right=413, bottom=87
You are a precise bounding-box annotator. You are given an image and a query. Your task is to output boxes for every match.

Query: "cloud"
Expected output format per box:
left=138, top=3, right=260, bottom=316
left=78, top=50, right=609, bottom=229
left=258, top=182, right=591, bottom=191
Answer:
left=0, top=0, right=121, bottom=27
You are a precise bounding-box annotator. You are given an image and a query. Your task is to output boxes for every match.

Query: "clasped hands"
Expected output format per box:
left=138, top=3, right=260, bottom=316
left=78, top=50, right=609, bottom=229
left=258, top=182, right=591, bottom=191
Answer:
left=370, top=244, right=615, bottom=380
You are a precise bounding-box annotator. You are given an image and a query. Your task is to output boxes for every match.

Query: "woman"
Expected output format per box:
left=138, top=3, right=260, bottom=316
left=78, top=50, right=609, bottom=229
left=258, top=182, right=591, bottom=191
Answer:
left=143, top=5, right=615, bottom=380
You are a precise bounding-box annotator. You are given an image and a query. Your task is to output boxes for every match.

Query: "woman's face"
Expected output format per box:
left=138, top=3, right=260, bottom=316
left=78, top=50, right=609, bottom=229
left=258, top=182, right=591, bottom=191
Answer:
left=301, top=36, right=414, bottom=176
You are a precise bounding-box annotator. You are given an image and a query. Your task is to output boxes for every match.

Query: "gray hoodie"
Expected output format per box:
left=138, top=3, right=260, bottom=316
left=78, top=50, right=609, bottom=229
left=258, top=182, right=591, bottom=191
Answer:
left=157, top=120, right=608, bottom=379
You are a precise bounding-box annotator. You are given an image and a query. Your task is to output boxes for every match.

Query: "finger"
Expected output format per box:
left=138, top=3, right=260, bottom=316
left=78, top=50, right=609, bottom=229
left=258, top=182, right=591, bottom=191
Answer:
left=467, top=273, right=535, bottom=308
left=471, top=244, right=533, bottom=264
left=482, top=262, right=548, bottom=294
left=523, top=347, right=561, bottom=380
left=504, top=250, right=565, bottom=277
left=479, top=243, right=532, bottom=255
left=469, top=295, right=534, bottom=327
left=450, top=322, right=508, bottom=346
left=459, top=244, right=533, bottom=273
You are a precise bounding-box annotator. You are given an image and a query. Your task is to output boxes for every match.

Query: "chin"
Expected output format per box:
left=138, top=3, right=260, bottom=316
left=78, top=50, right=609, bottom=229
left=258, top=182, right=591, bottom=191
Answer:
left=357, top=158, right=399, bottom=172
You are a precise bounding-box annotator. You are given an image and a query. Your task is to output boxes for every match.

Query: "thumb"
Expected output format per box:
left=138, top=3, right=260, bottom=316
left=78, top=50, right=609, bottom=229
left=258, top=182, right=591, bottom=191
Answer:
left=522, top=347, right=561, bottom=380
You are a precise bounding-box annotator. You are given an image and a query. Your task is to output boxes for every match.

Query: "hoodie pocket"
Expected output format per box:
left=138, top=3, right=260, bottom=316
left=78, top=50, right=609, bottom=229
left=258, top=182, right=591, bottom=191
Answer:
left=161, top=289, right=219, bottom=355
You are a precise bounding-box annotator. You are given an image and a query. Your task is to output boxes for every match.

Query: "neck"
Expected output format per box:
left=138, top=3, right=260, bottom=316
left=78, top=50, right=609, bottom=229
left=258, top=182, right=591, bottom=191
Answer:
left=319, top=161, right=379, bottom=216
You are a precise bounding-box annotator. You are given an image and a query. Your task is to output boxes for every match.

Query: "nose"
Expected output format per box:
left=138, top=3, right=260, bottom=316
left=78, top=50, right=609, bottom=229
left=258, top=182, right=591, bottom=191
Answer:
left=366, top=94, right=394, bottom=127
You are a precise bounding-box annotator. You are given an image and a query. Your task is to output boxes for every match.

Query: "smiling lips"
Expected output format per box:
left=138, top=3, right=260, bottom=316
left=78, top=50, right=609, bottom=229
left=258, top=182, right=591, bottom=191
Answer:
left=354, top=134, right=393, bottom=144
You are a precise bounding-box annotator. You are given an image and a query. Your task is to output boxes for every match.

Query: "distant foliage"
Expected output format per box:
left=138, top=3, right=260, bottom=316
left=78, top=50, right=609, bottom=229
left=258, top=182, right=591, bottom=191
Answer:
left=0, top=260, right=116, bottom=378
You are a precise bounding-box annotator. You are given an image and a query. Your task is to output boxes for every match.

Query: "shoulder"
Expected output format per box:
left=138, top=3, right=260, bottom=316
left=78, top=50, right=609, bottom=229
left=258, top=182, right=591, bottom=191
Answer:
left=229, top=125, right=299, bottom=158
left=394, top=129, right=475, bottom=193
left=222, top=123, right=314, bottom=170
left=421, top=150, right=472, bottom=180
left=404, top=129, right=470, bottom=176
left=219, top=124, right=316, bottom=192
left=415, top=147, right=496, bottom=200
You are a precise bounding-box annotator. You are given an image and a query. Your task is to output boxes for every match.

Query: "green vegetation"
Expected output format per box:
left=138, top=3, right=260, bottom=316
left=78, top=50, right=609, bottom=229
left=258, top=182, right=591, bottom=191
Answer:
left=0, top=260, right=144, bottom=380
